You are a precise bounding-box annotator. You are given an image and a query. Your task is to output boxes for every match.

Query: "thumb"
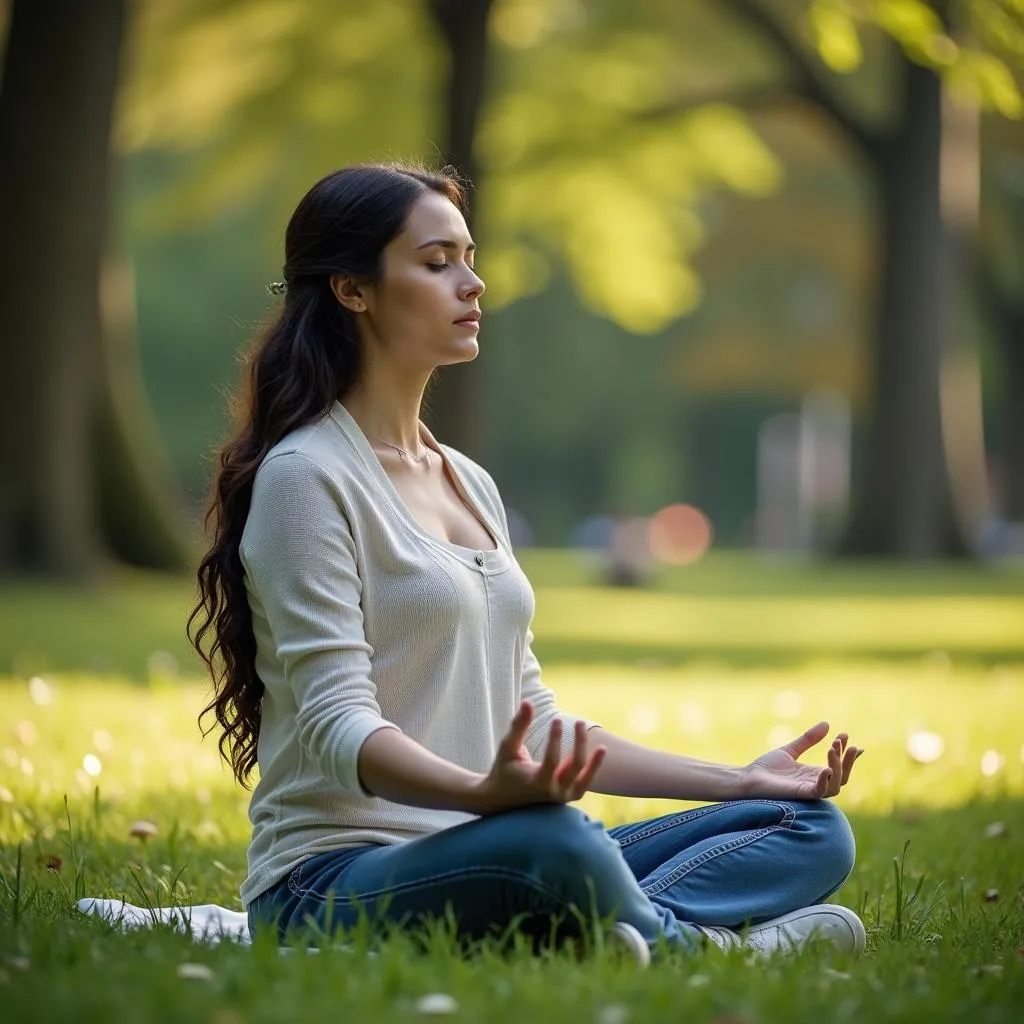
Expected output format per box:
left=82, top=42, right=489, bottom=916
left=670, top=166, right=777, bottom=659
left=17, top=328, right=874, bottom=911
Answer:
left=784, top=721, right=829, bottom=760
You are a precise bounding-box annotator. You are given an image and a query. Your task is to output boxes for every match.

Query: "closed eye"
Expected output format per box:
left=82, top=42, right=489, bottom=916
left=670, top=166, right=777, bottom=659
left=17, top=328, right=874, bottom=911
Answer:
left=427, top=262, right=449, bottom=272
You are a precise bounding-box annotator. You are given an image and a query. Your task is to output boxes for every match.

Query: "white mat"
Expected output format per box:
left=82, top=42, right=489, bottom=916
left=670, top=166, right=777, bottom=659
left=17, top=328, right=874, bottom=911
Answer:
left=77, top=898, right=250, bottom=944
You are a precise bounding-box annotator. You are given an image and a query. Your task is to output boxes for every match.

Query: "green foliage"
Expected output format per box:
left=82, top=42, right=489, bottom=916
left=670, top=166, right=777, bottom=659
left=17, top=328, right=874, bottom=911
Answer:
left=809, top=0, right=1024, bottom=115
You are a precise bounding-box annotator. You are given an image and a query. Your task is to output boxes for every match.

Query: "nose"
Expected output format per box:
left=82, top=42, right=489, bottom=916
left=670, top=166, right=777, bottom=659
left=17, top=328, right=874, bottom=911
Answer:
left=460, top=265, right=485, bottom=301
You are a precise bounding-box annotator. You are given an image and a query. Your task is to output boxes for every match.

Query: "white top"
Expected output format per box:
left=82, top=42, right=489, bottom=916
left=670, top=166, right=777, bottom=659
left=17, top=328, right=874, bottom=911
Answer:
left=237, top=401, right=595, bottom=905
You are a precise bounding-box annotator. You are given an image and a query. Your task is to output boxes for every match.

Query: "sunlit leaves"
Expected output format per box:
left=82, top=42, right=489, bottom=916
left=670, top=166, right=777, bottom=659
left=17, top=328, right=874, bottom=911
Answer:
left=806, top=0, right=1024, bottom=117
left=810, top=3, right=864, bottom=71
left=949, top=50, right=1024, bottom=116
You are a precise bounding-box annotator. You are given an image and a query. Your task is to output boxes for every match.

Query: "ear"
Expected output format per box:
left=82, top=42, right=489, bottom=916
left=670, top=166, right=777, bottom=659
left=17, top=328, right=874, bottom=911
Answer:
left=329, top=273, right=369, bottom=313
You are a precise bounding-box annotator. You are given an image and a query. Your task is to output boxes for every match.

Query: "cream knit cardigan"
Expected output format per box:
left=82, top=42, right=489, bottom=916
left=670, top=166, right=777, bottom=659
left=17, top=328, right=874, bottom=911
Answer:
left=237, top=401, right=595, bottom=906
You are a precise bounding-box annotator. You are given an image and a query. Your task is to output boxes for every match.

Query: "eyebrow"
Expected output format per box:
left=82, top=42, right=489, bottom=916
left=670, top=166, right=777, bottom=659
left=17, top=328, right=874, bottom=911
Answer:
left=415, top=238, right=477, bottom=252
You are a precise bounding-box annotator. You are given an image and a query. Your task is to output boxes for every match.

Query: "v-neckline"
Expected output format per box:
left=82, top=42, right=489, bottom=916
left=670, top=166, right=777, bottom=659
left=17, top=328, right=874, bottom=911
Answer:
left=328, top=400, right=505, bottom=570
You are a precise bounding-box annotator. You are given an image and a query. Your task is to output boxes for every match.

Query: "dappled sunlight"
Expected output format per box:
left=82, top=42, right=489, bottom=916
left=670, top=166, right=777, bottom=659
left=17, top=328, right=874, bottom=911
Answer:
left=554, top=663, right=1024, bottom=822
left=535, top=587, right=1024, bottom=657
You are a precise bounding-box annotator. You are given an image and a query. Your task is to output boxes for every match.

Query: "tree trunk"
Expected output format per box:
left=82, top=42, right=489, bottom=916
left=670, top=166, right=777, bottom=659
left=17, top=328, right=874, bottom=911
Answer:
left=423, top=0, right=495, bottom=457
left=837, top=57, right=972, bottom=558
left=0, top=0, right=188, bottom=579
left=1003, top=322, right=1024, bottom=521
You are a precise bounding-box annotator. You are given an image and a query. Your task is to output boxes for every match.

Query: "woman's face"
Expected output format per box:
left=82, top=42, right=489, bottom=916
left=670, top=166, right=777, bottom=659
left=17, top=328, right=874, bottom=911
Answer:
left=358, top=191, right=485, bottom=371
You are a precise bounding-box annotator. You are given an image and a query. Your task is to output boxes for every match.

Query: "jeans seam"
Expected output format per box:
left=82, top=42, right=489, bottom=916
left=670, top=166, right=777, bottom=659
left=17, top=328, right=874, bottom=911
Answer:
left=290, top=864, right=571, bottom=907
left=639, top=802, right=798, bottom=896
left=615, top=800, right=795, bottom=849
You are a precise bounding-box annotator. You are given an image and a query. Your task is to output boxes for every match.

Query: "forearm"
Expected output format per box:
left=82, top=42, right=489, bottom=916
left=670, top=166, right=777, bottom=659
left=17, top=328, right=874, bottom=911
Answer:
left=587, top=727, right=746, bottom=801
left=357, top=727, right=488, bottom=813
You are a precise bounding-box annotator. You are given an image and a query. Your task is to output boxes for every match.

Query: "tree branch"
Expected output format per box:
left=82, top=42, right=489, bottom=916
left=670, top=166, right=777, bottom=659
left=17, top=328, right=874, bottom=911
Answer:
left=719, top=0, right=879, bottom=154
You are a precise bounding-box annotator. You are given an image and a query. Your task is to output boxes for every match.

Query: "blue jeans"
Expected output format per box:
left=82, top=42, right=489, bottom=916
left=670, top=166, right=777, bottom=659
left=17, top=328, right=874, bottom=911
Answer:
left=247, top=799, right=856, bottom=954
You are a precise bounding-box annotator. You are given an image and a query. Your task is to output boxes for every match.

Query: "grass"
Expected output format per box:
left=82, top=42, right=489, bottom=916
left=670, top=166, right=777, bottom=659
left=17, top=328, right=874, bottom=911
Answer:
left=1, top=553, right=1023, bottom=1022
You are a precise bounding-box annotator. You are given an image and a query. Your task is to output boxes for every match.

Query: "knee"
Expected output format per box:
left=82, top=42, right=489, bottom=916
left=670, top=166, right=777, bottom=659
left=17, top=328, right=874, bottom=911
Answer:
left=802, top=800, right=856, bottom=887
left=517, top=805, right=626, bottom=898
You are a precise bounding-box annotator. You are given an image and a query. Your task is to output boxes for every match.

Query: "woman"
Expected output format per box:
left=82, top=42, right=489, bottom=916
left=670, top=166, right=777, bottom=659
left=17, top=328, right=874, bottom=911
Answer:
left=189, top=163, right=866, bottom=964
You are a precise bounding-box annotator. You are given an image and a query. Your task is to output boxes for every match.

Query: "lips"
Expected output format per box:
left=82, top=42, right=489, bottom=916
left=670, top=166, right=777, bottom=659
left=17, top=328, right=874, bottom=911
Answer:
left=454, top=311, right=481, bottom=325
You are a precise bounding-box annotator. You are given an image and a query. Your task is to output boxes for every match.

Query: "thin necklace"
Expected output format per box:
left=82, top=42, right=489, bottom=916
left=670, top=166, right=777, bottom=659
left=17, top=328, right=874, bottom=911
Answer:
left=366, top=431, right=432, bottom=465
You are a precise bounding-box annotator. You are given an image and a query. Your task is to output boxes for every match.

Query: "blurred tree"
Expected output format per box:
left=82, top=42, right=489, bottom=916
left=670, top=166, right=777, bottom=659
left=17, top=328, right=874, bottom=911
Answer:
left=123, top=0, right=781, bottom=457
left=420, top=0, right=495, bottom=452
left=711, top=0, right=1024, bottom=557
left=0, top=0, right=189, bottom=580
left=978, top=153, right=1024, bottom=524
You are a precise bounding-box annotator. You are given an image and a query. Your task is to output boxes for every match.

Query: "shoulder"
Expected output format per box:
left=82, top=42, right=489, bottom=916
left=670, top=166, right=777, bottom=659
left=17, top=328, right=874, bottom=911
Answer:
left=253, top=412, right=367, bottom=500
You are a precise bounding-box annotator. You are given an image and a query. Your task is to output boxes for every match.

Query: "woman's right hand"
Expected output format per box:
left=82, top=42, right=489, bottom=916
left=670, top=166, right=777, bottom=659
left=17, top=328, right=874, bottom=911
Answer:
left=469, top=700, right=607, bottom=816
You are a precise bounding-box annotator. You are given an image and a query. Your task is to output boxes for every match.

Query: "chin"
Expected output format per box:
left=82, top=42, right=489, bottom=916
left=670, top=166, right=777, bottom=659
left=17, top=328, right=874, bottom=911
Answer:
left=439, top=340, right=479, bottom=365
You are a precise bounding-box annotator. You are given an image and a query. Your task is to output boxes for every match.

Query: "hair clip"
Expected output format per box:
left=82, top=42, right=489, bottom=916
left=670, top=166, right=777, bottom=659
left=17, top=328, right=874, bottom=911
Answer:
left=266, top=281, right=287, bottom=296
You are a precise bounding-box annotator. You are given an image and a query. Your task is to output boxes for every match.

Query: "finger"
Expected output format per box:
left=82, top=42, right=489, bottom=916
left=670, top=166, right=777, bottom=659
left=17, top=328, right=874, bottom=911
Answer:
left=555, top=720, right=589, bottom=787
left=826, top=741, right=843, bottom=796
left=809, top=766, right=831, bottom=799
left=500, top=701, right=533, bottom=756
left=841, top=748, right=864, bottom=786
left=783, top=721, right=829, bottom=760
left=569, top=745, right=607, bottom=799
left=535, top=719, right=564, bottom=783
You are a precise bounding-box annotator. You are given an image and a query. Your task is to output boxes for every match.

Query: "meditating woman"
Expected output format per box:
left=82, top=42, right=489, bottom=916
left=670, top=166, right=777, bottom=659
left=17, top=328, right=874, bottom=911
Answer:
left=189, top=163, right=866, bottom=963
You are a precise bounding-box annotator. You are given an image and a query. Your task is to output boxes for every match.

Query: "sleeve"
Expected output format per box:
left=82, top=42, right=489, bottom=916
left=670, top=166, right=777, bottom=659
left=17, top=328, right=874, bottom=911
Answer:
left=470, top=461, right=602, bottom=761
left=240, top=451, right=401, bottom=797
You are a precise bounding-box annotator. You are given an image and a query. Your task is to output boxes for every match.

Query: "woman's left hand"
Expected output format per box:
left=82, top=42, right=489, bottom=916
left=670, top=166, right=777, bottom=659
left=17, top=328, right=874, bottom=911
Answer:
left=740, top=721, right=863, bottom=800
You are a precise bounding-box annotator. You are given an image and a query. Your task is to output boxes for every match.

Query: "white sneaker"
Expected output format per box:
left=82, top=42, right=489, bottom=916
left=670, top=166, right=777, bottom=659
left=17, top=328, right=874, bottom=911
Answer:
left=608, top=921, right=652, bottom=967
left=697, top=904, right=865, bottom=957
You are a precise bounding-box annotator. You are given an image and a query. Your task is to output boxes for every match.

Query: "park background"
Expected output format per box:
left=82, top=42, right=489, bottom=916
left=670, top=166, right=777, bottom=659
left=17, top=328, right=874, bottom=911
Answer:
left=1, top=2, right=1024, bottom=1022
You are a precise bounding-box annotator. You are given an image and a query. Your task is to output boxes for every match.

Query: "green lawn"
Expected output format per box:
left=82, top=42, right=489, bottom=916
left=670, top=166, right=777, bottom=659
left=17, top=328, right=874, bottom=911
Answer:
left=1, top=554, right=1023, bottom=1022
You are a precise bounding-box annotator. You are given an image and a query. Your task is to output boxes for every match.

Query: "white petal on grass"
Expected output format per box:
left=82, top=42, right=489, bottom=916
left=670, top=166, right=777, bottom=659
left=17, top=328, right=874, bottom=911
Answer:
left=628, top=704, right=662, bottom=736
left=906, top=730, right=944, bottom=764
left=28, top=677, right=53, bottom=706
left=597, top=1005, right=630, bottom=1024
left=14, top=721, right=37, bottom=746
left=91, top=730, right=114, bottom=752
left=415, top=993, right=459, bottom=1015
left=82, top=754, right=102, bottom=777
left=821, top=967, right=852, bottom=981
left=176, top=962, right=214, bottom=982
left=772, top=690, right=802, bottom=719
left=980, top=750, right=1004, bottom=777
left=983, top=821, right=1008, bottom=839
left=686, top=974, right=710, bottom=988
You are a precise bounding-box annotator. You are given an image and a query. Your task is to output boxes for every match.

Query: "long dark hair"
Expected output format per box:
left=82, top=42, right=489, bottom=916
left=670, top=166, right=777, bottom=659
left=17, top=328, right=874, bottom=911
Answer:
left=188, top=163, right=467, bottom=787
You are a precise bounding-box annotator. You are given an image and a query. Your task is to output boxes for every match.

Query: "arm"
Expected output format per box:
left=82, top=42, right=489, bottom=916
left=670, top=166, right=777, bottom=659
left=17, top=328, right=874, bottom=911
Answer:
left=586, top=722, right=863, bottom=802
left=585, top=727, right=744, bottom=801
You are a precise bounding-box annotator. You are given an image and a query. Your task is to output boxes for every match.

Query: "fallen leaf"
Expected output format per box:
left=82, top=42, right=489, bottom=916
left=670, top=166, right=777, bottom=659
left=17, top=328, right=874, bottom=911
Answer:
left=129, top=820, right=158, bottom=841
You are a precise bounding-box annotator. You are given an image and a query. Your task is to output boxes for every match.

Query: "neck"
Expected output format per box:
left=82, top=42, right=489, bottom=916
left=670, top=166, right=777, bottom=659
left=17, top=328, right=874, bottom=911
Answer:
left=341, top=362, right=431, bottom=453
